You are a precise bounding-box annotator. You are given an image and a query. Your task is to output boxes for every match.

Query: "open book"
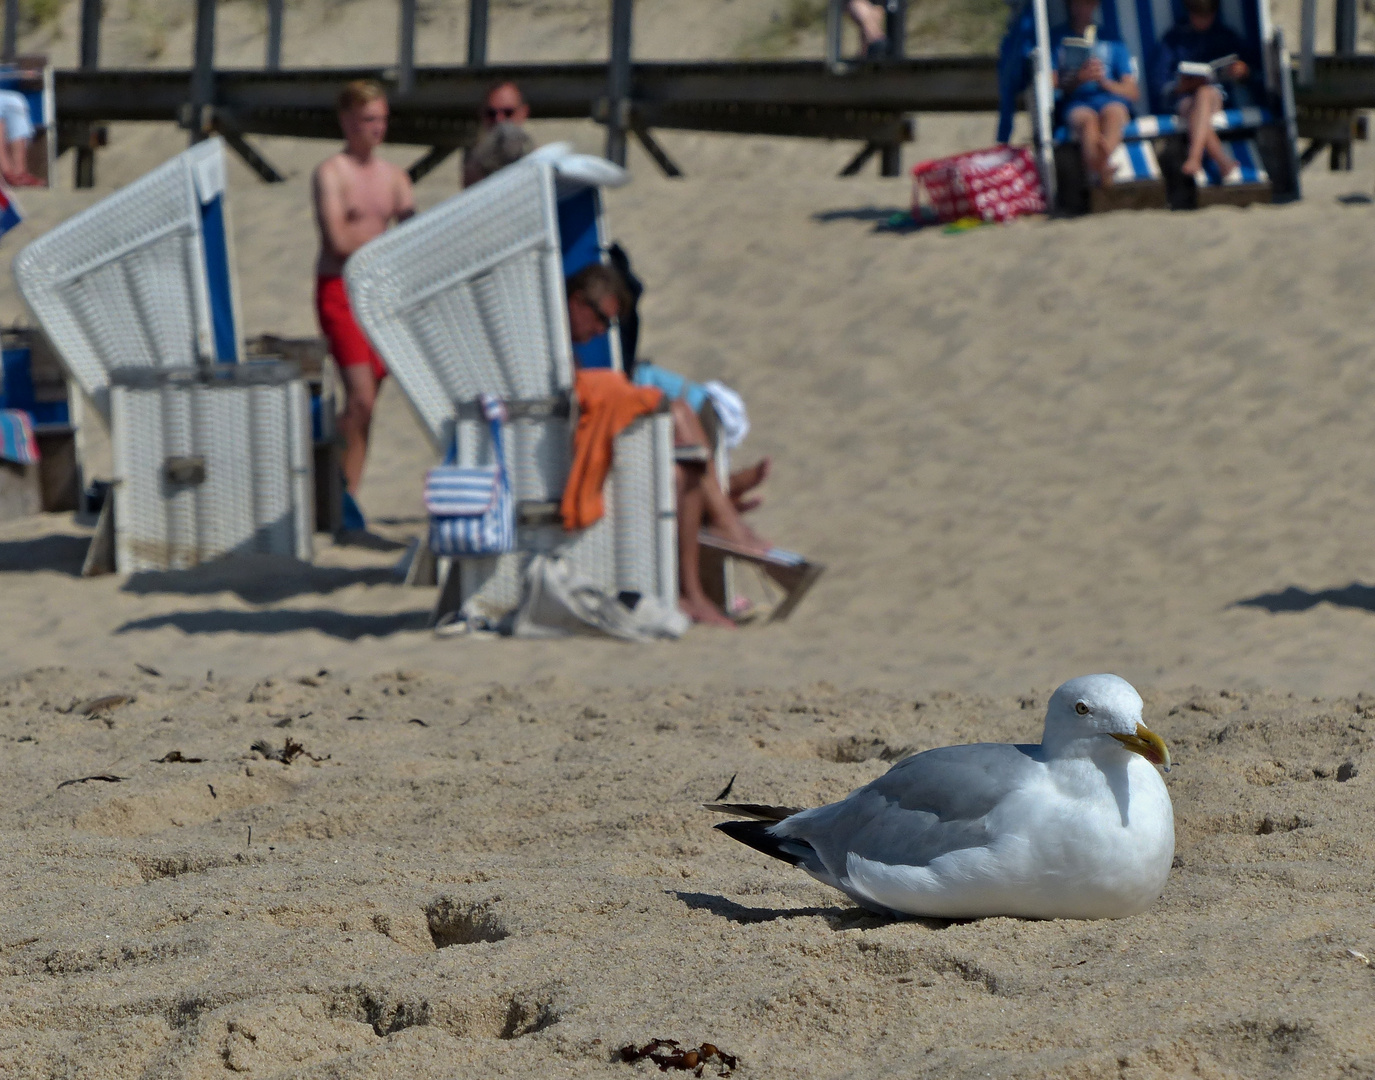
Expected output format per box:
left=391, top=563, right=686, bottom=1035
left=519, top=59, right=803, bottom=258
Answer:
left=1177, top=54, right=1239, bottom=81
left=1058, top=26, right=1098, bottom=79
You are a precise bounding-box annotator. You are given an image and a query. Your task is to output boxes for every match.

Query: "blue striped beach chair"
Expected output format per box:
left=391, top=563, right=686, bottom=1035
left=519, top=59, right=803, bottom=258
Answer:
left=1006, top=0, right=1300, bottom=211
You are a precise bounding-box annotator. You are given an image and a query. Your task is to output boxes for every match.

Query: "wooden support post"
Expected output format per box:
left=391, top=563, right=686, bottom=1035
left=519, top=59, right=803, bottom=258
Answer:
left=825, top=0, right=844, bottom=69
left=605, top=0, right=633, bottom=166
left=2, top=0, right=17, bottom=63
left=633, top=126, right=682, bottom=177
left=1332, top=0, right=1357, bottom=170
left=885, top=0, right=906, bottom=57
left=266, top=0, right=284, bottom=70
left=839, top=142, right=879, bottom=176
left=75, top=0, right=101, bottom=187
left=467, top=0, right=489, bottom=66
left=1299, top=0, right=1316, bottom=86
left=407, top=144, right=458, bottom=182
left=190, top=0, right=217, bottom=144
left=398, top=0, right=416, bottom=96
left=1335, top=0, right=1357, bottom=54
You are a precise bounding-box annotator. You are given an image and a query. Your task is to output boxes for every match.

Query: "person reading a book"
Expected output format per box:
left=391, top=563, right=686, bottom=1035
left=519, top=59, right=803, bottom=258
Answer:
left=1154, top=0, right=1260, bottom=182
left=1051, top=0, right=1139, bottom=186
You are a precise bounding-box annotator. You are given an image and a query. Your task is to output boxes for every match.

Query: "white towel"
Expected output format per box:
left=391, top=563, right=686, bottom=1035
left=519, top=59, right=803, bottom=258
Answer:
left=703, top=381, right=749, bottom=449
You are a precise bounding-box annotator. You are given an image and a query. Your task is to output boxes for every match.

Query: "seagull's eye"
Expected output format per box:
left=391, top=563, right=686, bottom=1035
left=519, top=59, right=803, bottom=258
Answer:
left=1075, top=701, right=1090, bottom=716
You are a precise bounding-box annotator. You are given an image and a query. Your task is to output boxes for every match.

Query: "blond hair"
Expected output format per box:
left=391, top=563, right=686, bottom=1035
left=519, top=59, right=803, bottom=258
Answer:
left=337, top=79, right=387, bottom=112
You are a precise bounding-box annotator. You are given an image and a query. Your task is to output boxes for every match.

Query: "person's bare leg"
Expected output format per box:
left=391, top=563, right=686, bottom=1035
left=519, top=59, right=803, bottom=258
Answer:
left=338, top=363, right=378, bottom=494
left=729, top=457, right=771, bottom=512
left=670, top=399, right=768, bottom=552
left=1069, top=107, right=1102, bottom=185
left=847, top=0, right=887, bottom=49
left=0, top=119, right=13, bottom=179
left=1197, top=86, right=1233, bottom=173
left=1098, top=102, right=1129, bottom=186
left=676, top=464, right=734, bottom=627
left=9, top=136, right=28, bottom=178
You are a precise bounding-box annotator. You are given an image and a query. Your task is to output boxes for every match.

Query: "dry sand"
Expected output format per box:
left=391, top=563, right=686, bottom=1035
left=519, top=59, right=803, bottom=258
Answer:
left=1, top=670, right=1373, bottom=1078
left=5, top=1, right=1375, bottom=1074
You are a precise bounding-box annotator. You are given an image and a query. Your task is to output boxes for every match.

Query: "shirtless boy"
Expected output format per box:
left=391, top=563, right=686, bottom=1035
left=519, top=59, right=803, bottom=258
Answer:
left=313, top=80, right=415, bottom=499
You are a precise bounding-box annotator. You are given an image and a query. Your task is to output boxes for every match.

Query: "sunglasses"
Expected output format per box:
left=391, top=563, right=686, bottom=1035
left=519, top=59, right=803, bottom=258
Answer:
left=578, top=294, right=617, bottom=332
left=483, top=106, right=520, bottom=122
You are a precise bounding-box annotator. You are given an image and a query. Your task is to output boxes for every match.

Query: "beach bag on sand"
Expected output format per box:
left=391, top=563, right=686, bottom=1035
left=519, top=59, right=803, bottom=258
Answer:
left=913, top=146, right=1046, bottom=224
left=425, top=394, right=515, bottom=556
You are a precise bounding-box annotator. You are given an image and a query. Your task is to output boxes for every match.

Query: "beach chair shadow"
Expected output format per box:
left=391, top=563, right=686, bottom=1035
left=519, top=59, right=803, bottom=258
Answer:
left=1006, top=0, right=1300, bottom=213
left=345, top=146, right=677, bottom=628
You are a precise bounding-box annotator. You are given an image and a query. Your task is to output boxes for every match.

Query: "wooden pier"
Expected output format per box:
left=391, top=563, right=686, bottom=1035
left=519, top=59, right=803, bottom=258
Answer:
left=17, top=0, right=1375, bottom=187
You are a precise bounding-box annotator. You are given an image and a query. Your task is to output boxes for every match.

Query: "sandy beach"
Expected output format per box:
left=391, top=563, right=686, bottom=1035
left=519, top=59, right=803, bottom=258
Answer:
left=4, top=0, right=1375, bottom=1074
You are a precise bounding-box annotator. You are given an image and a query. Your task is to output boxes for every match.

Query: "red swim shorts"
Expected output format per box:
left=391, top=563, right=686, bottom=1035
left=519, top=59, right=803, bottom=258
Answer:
left=316, top=275, right=387, bottom=381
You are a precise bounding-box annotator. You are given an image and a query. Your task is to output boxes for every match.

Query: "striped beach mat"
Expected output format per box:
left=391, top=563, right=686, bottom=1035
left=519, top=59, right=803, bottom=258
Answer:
left=0, top=407, right=38, bottom=464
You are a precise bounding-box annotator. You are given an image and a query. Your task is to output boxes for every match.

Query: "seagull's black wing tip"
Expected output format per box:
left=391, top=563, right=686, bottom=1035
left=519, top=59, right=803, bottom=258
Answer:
left=714, top=819, right=811, bottom=867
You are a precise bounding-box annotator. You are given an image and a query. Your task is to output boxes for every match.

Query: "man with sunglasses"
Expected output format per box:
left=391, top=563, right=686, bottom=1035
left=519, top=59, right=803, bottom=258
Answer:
left=565, top=266, right=768, bottom=628
left=463, top=82, right=531, bottom=186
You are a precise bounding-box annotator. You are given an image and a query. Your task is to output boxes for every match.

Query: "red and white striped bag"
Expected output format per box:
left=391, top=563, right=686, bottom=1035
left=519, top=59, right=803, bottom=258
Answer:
left=912, top=146, right=1047, bottom=224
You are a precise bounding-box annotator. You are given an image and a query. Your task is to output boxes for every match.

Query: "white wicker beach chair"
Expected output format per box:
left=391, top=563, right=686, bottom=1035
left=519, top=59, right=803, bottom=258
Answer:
left=345, top=145, right=677, bottom=622
left=13, top=139, right=315, bottom=572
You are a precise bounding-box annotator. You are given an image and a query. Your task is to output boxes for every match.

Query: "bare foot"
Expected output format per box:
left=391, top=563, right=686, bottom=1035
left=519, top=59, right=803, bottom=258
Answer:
left=681, top=593, right=735, bottom=628
left=733, top=496, right=763, bottom=514
left=729, top=457, right=771, bottom=500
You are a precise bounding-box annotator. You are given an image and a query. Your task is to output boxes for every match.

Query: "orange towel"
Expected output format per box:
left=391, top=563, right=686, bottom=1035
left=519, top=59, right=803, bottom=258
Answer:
left=561, top=369, right=664, bottom=531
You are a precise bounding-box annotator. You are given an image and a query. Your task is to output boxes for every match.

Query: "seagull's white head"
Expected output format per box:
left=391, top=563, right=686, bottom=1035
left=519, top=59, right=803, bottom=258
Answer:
left=1044, top=673, right=1170, bottom=770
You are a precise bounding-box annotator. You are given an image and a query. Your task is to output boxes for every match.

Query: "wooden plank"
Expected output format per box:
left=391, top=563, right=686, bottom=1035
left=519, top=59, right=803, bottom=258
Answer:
left=266, top=0, right=284, bottom=70
left=605, top=0, right=634, bottom=166
left=2, top=0, right=17, bottom=63
left=74, top=0, right=100, bottom=187
left=398, top=0, right=416, bottom=96
left=467, top=0, right=489, bottom=67
left=190, top=0, right=217, bottom=143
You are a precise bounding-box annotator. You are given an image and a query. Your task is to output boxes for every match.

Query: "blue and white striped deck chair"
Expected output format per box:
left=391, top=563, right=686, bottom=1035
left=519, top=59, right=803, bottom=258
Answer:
left=1024, top=0, right=1300, bottom=208
left=345, top=144, right=679, bottom=625
left=13, top=138, right=243, bottom=418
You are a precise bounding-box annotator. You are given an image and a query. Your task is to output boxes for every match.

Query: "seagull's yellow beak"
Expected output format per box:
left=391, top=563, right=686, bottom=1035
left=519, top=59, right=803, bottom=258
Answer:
left=1111, top=723, right=1171, bottom=772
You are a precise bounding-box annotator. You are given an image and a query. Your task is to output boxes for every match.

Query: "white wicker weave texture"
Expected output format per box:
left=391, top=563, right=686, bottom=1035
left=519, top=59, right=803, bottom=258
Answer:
left=110, top=371, right=314, bottom=573
left=13, top=142, right=225, bottom=417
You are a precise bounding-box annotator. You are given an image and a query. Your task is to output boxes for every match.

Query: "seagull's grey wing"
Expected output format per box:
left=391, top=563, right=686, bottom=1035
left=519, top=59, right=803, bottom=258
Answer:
left=773, top=743, right=1043, bottom=878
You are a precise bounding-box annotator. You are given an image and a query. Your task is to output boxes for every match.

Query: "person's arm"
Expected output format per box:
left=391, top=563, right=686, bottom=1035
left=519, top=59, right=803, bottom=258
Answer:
left=394, top=165, right=416, bottom=224
left=312, top=159, right=369, bottom=261
left=1101, top=45, right=1139, bottom=102
left=1103, top=71, right=1139, bottom=102
left=1154, top=32, right=1182, bottom=98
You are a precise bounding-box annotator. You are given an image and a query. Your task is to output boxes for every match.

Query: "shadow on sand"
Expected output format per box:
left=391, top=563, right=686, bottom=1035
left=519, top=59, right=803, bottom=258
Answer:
left=122, top=554, right=403, bottom=604
left=115, top=608, right=431, bottom=639
left=1234, top=583, right=1375, bottom=614
left=671, top=890, right=951, bottom=930
left=0, top=534, right=91, bottom=577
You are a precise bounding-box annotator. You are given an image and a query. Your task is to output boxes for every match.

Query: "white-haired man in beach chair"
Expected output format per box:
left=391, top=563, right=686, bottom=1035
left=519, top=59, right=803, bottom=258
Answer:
left=564, top=265, right=775, bottom=628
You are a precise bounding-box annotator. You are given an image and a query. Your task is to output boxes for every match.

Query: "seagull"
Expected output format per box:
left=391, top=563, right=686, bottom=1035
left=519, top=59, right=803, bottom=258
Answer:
left=709, top=674, right=1174, bottom=920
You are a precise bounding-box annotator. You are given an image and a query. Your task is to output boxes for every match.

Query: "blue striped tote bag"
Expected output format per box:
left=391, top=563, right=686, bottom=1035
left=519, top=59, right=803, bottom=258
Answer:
left=425, top=395, right=515, bottom=556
